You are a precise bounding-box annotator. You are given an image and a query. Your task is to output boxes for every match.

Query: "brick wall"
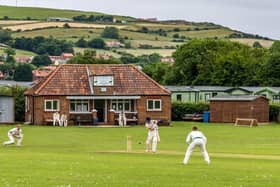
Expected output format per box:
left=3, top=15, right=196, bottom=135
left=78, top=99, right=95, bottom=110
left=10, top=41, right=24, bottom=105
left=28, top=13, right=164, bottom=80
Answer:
left=210, top=97, right=269, bottom=123
left=136, top=95, right=171, bottom=125
left=27, top=95, right=171, bottom=125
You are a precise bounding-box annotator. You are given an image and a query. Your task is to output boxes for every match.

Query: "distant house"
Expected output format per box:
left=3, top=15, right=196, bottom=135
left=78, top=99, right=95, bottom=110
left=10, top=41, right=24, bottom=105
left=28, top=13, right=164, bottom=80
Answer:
left=161, top=57, right=175, bottom=63
left=138, top=18, right=158, bottom=22
left=15, top=56, right=33, bottom=64
left=165, top=86, right=280, bottom=104
left=32, top=66, right=57, bottom=82
left=24, top=64, right=171, bottom=126
left=95, top=53, right=111, bottom=60
left=210, top=95, right=269, bottom=123
left=0, top=80, right=34, bottom=88
left=105, top=41, right=125, bottom=48
left=47, top=17, right=73, bottom=22
left=49, top=53, right=74, bottom=65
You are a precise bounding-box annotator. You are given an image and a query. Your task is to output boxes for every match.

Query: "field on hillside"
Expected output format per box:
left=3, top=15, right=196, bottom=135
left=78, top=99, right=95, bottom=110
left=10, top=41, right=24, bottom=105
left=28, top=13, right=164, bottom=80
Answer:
left=4, top=22, right=126, bottom=31
left=0, top=122, right=280, bottom=186
left=0, top=5, right=134, bottom=21
left=13, top=28, right=103, bottom=41
left=0, top=47, right=36, bottom=57
left=230, top=38, right=274, bottom=48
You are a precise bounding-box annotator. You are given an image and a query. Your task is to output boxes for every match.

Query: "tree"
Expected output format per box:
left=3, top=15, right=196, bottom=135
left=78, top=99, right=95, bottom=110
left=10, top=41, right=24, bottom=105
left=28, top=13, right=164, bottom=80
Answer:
left=253, top=41, right=262, bottom=48
left=0, top=30, right=12, bottom=43
left=173, top=34, right=180, bottom=38
left=68, top=50, right=121, bottom=64
left=120, top=54, right=138, bottom=64
left=4, top=47, right=16, bottom=63
left=14, top=64, right=33, bottom=81
left=168, top=39, right=266, bottom=86
left=88, top=38, right=105, bottom=49
left=270, top=41, right=280, bottom=54
left=142, top=62, right=170, bottom=84
left=12, top=36, right=74, bottom=55
left=263, top=53, right=280, bottom=86
left=11, top=86, right=27, bottom=122
left=63, top=23, right=71, bottom=29
left=101, top=27, right=119, bottom=39
left=31, top=54, right=52, bottom=67
left=75, top=38, right=88, bottom=48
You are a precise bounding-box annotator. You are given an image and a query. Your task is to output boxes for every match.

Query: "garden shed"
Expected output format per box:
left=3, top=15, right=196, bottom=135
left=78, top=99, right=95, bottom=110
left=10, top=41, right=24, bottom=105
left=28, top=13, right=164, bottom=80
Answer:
left=210, top=95, right=269, bottom=123
left=0, top=96, right=15, bottom=123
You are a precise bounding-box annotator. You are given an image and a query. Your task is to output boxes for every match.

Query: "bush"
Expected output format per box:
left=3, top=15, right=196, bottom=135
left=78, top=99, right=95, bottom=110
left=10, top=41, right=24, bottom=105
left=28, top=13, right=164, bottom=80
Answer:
left=269, top=104, right=280, bottom=122
left=101, top=27, right=119, bottom=39
left=172, top=102, right=209, bottom=121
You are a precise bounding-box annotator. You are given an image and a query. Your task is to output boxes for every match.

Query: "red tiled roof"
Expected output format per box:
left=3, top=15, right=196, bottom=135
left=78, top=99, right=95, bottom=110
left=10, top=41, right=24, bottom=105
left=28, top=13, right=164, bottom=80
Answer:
left=61, top=53, right=74, bottom=58
left=25, top=64, right=170, bottom=96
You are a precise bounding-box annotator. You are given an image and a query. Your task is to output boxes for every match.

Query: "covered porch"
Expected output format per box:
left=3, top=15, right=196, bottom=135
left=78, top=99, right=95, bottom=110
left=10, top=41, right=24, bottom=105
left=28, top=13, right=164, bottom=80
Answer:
left=66, top=96, right=140, bottom=126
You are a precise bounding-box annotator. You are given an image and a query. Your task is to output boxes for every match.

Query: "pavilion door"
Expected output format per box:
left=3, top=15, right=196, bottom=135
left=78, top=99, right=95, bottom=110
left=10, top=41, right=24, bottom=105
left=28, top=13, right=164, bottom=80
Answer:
left=95, top=100, right=105, bottom=123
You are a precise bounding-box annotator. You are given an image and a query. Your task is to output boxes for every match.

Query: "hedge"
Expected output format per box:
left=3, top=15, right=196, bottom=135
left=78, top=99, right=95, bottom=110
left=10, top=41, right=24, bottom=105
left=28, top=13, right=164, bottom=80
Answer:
left=172, top=102, right=209, bottom=121
left=269, top=104, right=280, bottom=122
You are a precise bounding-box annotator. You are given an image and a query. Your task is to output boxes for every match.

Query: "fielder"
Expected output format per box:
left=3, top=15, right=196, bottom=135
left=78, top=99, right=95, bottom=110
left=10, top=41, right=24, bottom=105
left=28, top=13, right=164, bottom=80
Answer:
left=183, top=126, right=210, bottom=165
left=145, top=117, right=160, bottom=153
left=3, top=125, right=23, bottom=146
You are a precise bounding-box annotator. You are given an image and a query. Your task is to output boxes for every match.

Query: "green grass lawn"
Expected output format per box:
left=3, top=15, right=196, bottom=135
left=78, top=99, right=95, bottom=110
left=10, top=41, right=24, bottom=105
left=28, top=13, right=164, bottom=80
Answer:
left=0, top=122, right=280, bottom=186
left=0, top=47, right=36, bottom=57
left=0, top=5, right=134, bottom=21
left=13, top=28, right=103, bottom=42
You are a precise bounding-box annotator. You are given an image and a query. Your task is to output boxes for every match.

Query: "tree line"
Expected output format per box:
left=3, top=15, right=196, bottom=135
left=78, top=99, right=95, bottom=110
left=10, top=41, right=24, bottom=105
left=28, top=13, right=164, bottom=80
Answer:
left=143, top=39, right=280, bottom=86
left=73, top=15, right=114, bottom=22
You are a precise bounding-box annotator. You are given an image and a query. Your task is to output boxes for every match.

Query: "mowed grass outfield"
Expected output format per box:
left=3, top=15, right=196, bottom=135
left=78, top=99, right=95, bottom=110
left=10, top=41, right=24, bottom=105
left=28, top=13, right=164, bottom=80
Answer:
left=0, top=122, right=280, bottom=186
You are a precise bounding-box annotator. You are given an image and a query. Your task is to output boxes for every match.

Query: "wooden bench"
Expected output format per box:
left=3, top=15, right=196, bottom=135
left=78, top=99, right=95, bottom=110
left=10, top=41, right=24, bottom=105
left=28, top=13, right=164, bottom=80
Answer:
left=44, top=118, right=54, bottom=125
left=182, top=113, right=203, bottom=121
left=70, top=114, right=92, bottom=125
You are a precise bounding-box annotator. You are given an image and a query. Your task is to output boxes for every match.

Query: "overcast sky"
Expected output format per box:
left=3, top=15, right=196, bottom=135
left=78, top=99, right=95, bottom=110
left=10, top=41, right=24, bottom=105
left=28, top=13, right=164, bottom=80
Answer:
left=1, top=0, right=279, bottom=39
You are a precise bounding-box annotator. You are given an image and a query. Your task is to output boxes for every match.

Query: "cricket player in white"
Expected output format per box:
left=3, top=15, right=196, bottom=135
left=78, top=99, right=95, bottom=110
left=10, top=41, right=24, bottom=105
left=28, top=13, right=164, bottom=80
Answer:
left=3, top=125, right=23, bottom=146
left=183, top=126, right=210, bottom=165
left=145, top=117, right=160, bottom=153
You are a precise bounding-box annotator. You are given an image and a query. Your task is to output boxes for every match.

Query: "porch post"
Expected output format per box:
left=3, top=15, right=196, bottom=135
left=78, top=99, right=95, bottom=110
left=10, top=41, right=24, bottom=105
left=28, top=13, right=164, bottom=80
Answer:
left=92, top=109, right=97, bottom=125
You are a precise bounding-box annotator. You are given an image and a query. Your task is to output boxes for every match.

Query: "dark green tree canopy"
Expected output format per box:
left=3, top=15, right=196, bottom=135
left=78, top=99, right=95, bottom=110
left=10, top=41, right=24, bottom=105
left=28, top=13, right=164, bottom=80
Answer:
left=0, top=29, right=12, bottom=43
left=165, top=39, right=268, bottom=86
left=14, top=64, right=33, bottom=81
left=88, top=38, right=105, bottom=49
left=31, top=54, right=52, bottom=67
left=101, top=27, right=119, bottom=39
left=75, top=38, right=88, bottom=48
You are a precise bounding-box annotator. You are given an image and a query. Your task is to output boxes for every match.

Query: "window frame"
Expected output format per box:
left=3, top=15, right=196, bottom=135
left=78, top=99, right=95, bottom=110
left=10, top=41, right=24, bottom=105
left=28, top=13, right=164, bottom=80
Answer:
left=69, top=100, right=90, bottom=113
left=25, top=96, right=29, bottom=112
left=176, top=94, right=182, bottom=102
left=44, top=99, right=60, bottom=112
left=110, top=99, right=131, bottom=112
left=93, top=76, right=114, bottom=86
left=147, top=99, right=162, bottom=111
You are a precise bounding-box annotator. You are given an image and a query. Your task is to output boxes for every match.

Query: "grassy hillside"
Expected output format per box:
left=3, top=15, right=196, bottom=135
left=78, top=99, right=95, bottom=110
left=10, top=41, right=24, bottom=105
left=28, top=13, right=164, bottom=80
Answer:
left=0, top=47, right=36, bottom=57
left=0, top=5, right=135, bottom=21
left=0, top=123, right=280, bottom=186
left=0, top=5, right=274, bottom=57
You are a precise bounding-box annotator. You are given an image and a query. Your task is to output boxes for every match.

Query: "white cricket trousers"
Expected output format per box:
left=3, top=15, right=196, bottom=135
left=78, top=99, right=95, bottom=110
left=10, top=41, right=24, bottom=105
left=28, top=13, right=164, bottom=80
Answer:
left=183, top=139, right=210, bottom=164
left=3, top=133, right=23, bottom=146
left=146, top=135, right=158, bottom=152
